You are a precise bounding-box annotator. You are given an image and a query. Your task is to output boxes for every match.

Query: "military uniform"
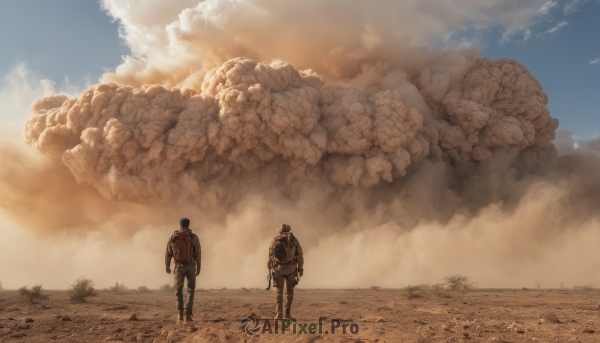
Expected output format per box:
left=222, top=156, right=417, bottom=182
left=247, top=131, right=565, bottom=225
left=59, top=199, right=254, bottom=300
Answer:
left=268, top=224, right=304, bottom=319
left=165, top=227, right=201, bottom=321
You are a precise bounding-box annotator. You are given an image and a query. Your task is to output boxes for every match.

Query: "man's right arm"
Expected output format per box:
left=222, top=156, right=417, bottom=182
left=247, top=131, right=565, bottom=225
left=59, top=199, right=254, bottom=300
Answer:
left=165, top=239, right=173, bottom=274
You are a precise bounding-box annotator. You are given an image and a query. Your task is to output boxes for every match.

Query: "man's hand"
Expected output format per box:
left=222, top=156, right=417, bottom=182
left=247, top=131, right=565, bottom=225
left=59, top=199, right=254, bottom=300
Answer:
left=166, top=266, right=171, bottom=274
left=195, top=267, right=201, bottom=276
left=298, top=270, right=303, bottom=277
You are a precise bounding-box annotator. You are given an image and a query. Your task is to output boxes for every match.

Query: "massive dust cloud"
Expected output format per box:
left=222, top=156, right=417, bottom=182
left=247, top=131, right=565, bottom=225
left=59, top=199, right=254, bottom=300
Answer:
left=1, top=0, right=599, bottom=289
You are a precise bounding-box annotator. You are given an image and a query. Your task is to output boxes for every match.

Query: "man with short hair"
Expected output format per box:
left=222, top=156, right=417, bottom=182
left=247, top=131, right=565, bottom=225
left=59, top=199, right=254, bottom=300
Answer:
left=166, top=218, right=201, bottom=323
left=268, top=223, right=304, bottom=319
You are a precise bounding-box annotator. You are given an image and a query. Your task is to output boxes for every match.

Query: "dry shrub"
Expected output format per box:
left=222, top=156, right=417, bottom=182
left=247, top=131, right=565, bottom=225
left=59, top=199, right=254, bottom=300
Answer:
left=108, top=282, right=127, bottom=292
left=522, top=287, right=530, bottom=291
left=241, top=287, right=250, bottom=292
left=443, top=275, right=475, bottom=292
left=370, top=286, right=381, bottom=291
left=406, top=284, right=423, bottom=299
left=160, top=284, right=173, bottom=292
left=69, top=277, right=97, bottom=302
left=432, top=283, right=445, bottom=291
left=19, top=284, right=45, bottom=303
left=534, top=280, right=542, bottom=290
left=137, top=286, right=150, bottom=293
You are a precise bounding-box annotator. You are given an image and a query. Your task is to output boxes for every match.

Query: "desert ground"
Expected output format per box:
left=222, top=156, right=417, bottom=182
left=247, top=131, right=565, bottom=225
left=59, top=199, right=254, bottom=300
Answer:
left=1, top=287, right=600, bottom=342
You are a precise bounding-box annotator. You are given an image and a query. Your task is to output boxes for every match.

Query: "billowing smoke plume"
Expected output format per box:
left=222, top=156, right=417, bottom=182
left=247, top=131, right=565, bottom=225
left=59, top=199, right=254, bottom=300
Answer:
left=25, top=57, right=557, bottom=206
left=1, top=0, right=599, bottom=290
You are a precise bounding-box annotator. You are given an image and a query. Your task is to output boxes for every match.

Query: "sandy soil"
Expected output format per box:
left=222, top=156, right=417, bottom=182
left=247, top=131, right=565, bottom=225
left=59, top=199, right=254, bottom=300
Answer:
left=1, top=288, right=600, bottom=342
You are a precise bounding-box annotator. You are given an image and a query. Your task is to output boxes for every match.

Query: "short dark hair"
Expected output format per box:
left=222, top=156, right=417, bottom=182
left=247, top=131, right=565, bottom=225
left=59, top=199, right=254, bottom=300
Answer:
left=179, top=218, right=190, bottom=228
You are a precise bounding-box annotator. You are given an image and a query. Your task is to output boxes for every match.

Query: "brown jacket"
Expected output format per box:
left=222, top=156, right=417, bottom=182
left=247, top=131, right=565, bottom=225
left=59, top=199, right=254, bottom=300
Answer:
left=267, top=232, right=304, bottom=275
left=165, top=228, right=201, bottom=268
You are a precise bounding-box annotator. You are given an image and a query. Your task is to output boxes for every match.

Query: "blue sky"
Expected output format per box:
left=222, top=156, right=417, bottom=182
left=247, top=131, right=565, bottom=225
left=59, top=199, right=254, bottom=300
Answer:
left=0, top=0, right=127, bottom=84
left=0, top=0, right=598, bottom=138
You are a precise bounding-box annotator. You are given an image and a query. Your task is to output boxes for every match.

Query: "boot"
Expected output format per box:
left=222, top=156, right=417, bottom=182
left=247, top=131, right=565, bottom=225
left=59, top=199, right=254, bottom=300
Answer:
left=184, top=313, right=194, bottom=323
left=177, top=310, right=184, bottom=324
left=284, top=294, right=293, bottom=319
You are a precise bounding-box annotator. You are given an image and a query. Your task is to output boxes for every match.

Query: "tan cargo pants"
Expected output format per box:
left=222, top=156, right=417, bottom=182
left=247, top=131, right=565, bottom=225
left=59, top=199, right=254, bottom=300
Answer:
left=174, top=262, right=196, bottom=315
left=272, top=270, right=297, bottom=318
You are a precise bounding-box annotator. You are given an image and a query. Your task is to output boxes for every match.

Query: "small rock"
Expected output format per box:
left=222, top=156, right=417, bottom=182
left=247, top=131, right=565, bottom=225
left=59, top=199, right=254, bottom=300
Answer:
left=187, top=326, right=198, bottom=333
left=24, top=318, right=34, bottom=323
left=18, top=324, right=30, bottom=330
left=114, top=328, right=124, bottom=333
left=61, top=316, right=72, bottom=322
left=9, top=333, right=26, bottom=338
left=463, top=332, right=470, bottom=338
left=517, top=330, right=525, bottom=334
left=583, top=328, right=595, bottom=333
left=129, top=314, right=138, bottom=321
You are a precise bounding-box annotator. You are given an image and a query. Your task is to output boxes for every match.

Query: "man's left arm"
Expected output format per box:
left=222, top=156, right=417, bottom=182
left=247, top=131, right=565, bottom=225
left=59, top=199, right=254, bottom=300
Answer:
left=296, top=240, right=304, bottom=277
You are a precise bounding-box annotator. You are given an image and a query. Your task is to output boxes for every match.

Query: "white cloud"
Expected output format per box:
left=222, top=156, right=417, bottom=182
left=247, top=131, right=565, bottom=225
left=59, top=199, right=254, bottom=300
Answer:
left=523, top=29, right=532, bottom=41
left=0, top=64, right=55, bottom=130
left=538, top=1, right=557, bottom=15
left=0, top=64, right=87, bottom=131
left=100, top=0, right=552, bottom=83
left=564, top=0, right=587, bottom=14
left=590, top=58, right=600, bottom=65
left=545, top=20, right=568, bottom=33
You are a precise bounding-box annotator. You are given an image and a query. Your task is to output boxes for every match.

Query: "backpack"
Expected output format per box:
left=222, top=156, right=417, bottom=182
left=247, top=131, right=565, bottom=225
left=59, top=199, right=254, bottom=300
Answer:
left=271, top=234, right=297, bottom=264
left=170, top=230, right=194, bottom=263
